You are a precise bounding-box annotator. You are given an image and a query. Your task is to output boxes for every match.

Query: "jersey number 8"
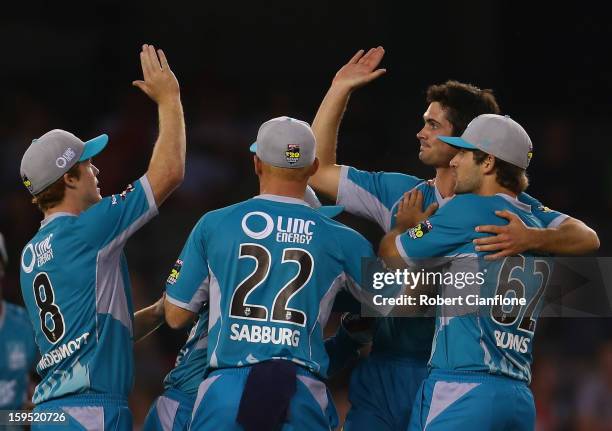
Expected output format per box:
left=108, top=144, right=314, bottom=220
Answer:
left=33, top=272, right=66, bottom=343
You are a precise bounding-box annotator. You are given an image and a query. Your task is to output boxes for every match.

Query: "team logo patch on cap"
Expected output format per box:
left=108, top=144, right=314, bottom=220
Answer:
left=22, top=175, right=33, bottom=192
left=408, top=220, right=433, bottom=240
left=167, top=259, right=183, bottom=285
left=286, top=144, right=301, bottom=165
left=55, top=147, right=76, bottom=169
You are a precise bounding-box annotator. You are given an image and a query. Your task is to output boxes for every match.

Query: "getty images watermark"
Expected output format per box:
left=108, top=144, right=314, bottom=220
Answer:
left=371, top=267, right=526, bottom=307
left=359, top=257, right=612, bottom=318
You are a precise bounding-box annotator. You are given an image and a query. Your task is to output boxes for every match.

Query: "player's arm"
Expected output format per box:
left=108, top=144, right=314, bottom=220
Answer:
left=164, top=216, right=211, bottom=329
left=164, top=299, right=198, bottom=329
left=133, top=295, right=166, bottom=342
left=132, top=44, right=186, bottom=206
left=309, top=47, right=386, bottom=200
left=474, top=213, right=600, bottom=259
left=378, top=226, right=405, bottom=264
left=380, top=197, right=474, bottom=306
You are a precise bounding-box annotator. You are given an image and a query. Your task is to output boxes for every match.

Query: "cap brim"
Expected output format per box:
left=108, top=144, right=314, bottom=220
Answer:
left=317, top=205, right=344, bottom=218
left=249, top=142, right=257, bottom=153
left=438, top=136, right=479, bottom=150
left=79, top=134, right=108, bottom=161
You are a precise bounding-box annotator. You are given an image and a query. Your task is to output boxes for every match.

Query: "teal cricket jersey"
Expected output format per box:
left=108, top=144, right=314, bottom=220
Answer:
left=337, top=166, right=568, bottom=359
left=165, top=194, right=389, bottom=378
left=160, top=205, right=358, bottom=395
left=19, top=176, right=157, bottom=404
left=397, top=193, right=552, bottom=383
left=0, top=301, right=38, bottom=408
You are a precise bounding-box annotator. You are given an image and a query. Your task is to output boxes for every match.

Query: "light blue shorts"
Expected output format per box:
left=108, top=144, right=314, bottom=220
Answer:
left=32, top=393, right=131, bottom=431
left=142, top=388, right=195, bottom=431
left=189, top=366, right=338, bottom=431
left=344, top=353, right=428, bottom=431
left=408, top=369, right=535, bottom=431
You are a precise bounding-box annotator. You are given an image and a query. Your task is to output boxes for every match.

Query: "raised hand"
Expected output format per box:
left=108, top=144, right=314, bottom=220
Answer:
left=394, top=190, right=438, bottom=232
left=331, top=46, right=387, bottom=92
left=132, top=44, right=180, bottom=104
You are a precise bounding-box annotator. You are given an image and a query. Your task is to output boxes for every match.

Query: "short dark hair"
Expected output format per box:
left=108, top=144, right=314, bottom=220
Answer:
left=472, top=150, right=529, bottom=194
left=426, top=81, right=501, bottom=135
left=32, top=162, right=81, bottom=212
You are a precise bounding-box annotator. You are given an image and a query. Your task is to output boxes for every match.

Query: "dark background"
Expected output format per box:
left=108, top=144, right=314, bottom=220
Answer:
left=1, top=1, right=610, bottom=429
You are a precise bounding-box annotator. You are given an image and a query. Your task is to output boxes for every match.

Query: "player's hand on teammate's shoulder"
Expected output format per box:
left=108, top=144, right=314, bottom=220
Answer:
left=394, top=190, right=438, bottom=232
left=474, top=209, right=534, bottom=260
left=331, top=46, right=387, bottom=92
left=132, top=44, right=180, bottom=104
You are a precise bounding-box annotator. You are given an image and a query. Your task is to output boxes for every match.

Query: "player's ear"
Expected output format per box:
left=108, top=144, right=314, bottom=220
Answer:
left=308, top=158, right=319, bottom=177
left=64, top=172, right=78, bottom=190
left=253, top=155, right=263, bottom=177
left=482, top=154, right=496, bottom=175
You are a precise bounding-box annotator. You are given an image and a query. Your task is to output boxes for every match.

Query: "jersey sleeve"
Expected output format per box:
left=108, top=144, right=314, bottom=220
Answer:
left=337, top=166, right=423, bottom=231
left=165, top=217, right=211, bottom=312
left=518, top=192, right=569, bottom=228
left=74, top=175, right=158, bottom=251
left=395, top=197, right=480, bottom=267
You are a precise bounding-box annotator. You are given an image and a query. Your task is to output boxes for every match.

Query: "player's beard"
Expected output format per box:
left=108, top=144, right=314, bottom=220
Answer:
left=454, top=171, right=482, bottom=194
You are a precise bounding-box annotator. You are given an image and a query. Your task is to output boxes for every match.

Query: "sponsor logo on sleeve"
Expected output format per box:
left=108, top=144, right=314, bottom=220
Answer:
left=408, top=220, right=433, bottom=240
left=167, top=259, right=183, bottom=285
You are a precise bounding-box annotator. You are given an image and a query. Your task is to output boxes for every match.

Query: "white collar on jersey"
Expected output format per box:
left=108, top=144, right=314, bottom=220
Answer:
left=40, top=212, right=77, bottom=229
left=430, top=179, right=453, bottom=208
left=254, top=194, right=310, bottom=207
left=495, top=193, right=532, bottom=213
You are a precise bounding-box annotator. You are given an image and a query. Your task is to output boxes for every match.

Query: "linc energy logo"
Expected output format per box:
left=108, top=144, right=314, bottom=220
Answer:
left=241, top=211, right=315, bottom=244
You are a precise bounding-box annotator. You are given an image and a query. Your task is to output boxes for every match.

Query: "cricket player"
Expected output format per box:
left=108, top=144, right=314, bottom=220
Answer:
left=18, top=44, right=185, bottom=430
left=308, top=47, right=600, bottom=430
left=140, top=301, right=209, bottom=431
left=379, top=114, right=552, bottom=430
left=137, top=202, right=358, bottom=431
left=0, top=232, right=38, bottom=419
left=162, top=116, right=395, bottom=431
